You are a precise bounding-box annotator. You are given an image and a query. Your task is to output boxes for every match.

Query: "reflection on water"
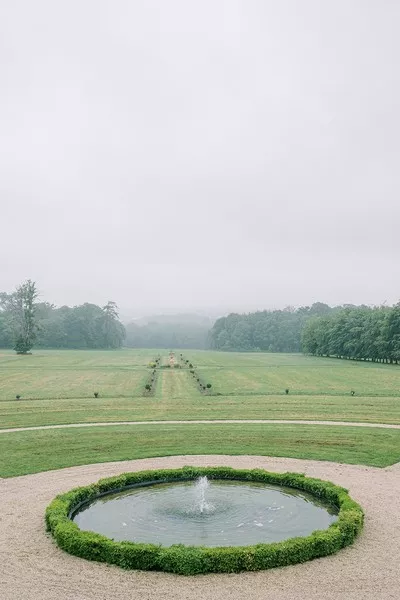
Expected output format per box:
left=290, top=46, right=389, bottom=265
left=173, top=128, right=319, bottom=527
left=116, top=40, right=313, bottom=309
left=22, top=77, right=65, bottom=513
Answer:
left=73, top=479, right=338, bottom=547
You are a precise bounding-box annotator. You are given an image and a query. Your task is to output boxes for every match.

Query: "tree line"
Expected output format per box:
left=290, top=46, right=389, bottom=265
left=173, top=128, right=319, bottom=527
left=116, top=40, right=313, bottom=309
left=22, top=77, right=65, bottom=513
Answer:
left=0, top=280, right=210, bottom=353
left=3, top=280, right=399, bottom=360
left=302, top=304, right=400, bottom=363
left=209, top=302, right=400, bottom=362
left=0, top=281, right=125, bottom=352
left=209, top=303, right=336, bottom=352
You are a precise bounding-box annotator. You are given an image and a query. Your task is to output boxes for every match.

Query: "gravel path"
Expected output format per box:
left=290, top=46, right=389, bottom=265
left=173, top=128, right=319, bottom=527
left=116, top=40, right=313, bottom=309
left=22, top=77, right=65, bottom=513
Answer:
left=1, top=419, right=400, bottom=433
left=1, top=455, right=399, bottom=600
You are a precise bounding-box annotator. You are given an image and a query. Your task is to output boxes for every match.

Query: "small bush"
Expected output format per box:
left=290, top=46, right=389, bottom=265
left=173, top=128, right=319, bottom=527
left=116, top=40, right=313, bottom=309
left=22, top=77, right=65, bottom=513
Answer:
left=94, top=392, right=99, bottom=398
left=145, top=384, right=151, bottom=391
left=285, top=389, right=289, bottom=395
left=16, top=394, right=21, bottom=400
left=206, top=383, right=212, bottom=389
left=46, top=466, right=363, bottom=576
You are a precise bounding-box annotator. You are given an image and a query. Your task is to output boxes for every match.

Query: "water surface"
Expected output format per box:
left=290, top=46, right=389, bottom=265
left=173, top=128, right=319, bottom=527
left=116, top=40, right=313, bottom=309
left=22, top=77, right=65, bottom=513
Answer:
left=73, top=479, right=338, bottom=547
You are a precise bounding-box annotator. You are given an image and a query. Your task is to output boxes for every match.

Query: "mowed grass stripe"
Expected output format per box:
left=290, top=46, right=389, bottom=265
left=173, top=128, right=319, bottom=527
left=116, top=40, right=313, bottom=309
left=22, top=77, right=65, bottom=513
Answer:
left=0, top=349, right=157, bottom=400
left=1, top=393, right=399, bottom=428
left=157, top=368, right=202, bottom=399
left=0, top=369, right=149, bottom=400
left=0, top=348, right=157, bottom=367
left=187, top=352, right=324, bottom=367
left=0, top=423, right=399, bottom=477
left=188, top=350, right=400, bottom=370
left=198, top=365, right=400, bottom=397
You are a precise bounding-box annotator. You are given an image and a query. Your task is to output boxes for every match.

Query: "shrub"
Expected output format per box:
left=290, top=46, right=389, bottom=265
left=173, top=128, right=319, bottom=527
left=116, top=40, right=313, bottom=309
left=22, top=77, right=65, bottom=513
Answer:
left=94, top=392, right=99, bottom=398
left=46, top=466, right=363, bottom=575
left=206, top=383, right=212, bottom=389
left=285, top=388, right=289, bottom=395
left=16, top=394, right=21, bottom=400
left=145, top=384, right=151, bottom=391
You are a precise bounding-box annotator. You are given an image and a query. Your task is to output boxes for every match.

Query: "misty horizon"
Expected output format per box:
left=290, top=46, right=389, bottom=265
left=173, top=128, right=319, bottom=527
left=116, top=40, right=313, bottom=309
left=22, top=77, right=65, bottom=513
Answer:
left=1, top=1, right=399, bottom=311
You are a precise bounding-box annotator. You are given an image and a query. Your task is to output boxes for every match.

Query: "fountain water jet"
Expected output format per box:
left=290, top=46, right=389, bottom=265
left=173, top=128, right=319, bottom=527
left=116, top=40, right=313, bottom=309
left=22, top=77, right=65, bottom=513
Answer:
left=194, top=476, right=213, bottom=514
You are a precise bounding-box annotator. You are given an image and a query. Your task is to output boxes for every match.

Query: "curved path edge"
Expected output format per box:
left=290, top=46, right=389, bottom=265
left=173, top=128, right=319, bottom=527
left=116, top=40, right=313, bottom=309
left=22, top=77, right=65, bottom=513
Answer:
left=1, top=418, right=400, bottom=434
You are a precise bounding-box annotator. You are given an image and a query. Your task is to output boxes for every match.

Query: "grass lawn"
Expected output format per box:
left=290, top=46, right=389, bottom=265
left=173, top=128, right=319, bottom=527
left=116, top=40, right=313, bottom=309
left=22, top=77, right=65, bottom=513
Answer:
left=1, top=349, right=399, bottom=476
left=1, top=393, right=400, bottom=428
left=158, top=367, right=202, bottom=398
left=0, top=349, right=156, bottom=400
left=0, top=349, right=399, bottom=427
left=1, top=423, right=399, bottom=477
left=196, top=361, right=400, bottom=397
left=0, top=348, right=157, bottom=368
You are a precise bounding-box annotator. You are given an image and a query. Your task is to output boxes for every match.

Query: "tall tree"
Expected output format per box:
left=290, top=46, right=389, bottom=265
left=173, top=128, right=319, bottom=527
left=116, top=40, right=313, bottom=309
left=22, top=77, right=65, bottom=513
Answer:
left=11, top=280, right=39, bottom=354
left=101, top=301, right=125, bottom=348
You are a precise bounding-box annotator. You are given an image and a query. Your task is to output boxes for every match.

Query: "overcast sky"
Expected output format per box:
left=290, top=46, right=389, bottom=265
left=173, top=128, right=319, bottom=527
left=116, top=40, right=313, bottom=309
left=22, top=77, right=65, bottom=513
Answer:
left=1, top=1, right=399, bottom=315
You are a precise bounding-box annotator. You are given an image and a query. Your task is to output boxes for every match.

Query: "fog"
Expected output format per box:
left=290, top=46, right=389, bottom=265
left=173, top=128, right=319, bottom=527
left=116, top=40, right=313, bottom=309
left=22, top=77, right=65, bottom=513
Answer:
left=1, top=1, right=399, bottom=316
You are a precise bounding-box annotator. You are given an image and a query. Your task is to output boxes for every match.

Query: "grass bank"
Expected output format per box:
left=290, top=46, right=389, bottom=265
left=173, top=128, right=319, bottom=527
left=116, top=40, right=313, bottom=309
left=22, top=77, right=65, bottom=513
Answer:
left=1, top=423, right=399, bottom=477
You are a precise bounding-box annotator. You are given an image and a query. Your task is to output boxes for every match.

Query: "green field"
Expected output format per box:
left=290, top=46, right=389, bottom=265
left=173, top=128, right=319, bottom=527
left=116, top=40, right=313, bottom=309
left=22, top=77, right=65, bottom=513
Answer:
left=190, top=352, right=400, bottom=397
left=1, top=423, right=399, bottom=477
left=1, top=349, right=400, bottom=428
left=1, top=348, right=399, bottom=476
left=0, top=349, right=155, bottom=400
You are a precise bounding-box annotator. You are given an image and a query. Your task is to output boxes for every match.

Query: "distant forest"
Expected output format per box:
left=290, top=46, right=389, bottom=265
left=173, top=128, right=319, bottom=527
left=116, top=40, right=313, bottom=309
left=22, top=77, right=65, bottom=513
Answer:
left=210, top=303, right=335, bottom=352
left=1, top=281, right=399, bottom=360
left=302, top=304, right=400, bottom=363
left=210, top=302, right=400, bottom=362
left=0, top=283, right=210, bottom=351
left=0, top=291, right=125, bottom=350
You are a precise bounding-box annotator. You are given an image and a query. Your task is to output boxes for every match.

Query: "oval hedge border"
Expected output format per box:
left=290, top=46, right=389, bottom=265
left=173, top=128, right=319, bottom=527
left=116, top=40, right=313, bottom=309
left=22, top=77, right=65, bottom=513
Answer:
left=45, top=466, right=363, bottom=575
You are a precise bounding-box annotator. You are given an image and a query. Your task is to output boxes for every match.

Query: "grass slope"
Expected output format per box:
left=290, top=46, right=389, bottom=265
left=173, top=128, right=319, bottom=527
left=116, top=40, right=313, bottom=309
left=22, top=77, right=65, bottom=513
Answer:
left=1, top=423, right=399, bottom=477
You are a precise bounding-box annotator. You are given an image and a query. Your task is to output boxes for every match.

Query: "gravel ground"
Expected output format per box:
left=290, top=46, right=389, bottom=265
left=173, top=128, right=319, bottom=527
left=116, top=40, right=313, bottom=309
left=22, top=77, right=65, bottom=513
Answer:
left=1, top=455, right=399, bottom=600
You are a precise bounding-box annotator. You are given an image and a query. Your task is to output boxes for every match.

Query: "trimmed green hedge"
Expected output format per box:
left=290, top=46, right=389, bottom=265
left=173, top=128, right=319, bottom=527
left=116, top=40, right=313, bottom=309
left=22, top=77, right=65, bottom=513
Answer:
left=45, top=466, right=363, bottom=575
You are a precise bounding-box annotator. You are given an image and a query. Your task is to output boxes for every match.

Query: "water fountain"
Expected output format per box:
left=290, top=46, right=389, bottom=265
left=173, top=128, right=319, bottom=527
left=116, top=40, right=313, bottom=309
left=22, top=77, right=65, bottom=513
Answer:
left=72, top=474, right=339, bottom=547
left=47, top=467, right=363, bottom=573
